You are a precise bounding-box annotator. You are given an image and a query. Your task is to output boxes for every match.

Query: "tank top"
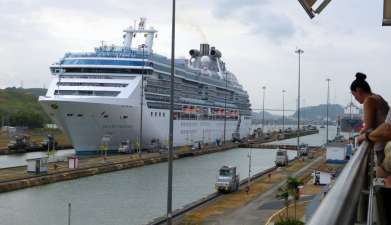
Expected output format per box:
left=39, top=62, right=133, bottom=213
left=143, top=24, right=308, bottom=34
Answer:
left=368, top=94, right=389, bottom=151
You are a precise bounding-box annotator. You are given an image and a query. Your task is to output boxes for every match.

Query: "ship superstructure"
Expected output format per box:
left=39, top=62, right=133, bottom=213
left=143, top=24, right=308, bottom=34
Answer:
left=340, top=102, right=362, bottom=132
left=39, top=19, right=252, bottom=155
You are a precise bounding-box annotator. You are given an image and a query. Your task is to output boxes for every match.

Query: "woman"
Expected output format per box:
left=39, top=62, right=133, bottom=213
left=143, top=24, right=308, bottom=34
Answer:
left=353, top=72, right=389, bottom=175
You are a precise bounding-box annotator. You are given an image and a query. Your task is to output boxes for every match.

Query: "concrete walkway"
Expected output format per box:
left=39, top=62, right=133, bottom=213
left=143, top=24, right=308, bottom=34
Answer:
left=199, top=157, right=323, bottom=225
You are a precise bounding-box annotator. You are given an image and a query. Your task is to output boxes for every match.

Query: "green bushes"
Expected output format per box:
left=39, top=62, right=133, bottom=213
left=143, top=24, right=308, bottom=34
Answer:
left=8, top=110, right=45, bottom=128
left=0, top=88, right=49, bottom=128
left=275, top=219, right=304, bottom=225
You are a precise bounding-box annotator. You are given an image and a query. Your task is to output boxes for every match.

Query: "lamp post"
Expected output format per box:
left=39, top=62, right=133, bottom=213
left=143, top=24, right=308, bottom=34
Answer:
left=295, top=48, right=304, bottom=151
left=167, top=0, right=175, bottom=224
left=247, top=149, right=252, bottom=191
left=262, top=86, right=266, bottom=133
left=282, top=90, right=286, bottom=132
left=223, top=73, right=228, bottom=144
left=139, top=44, right=146, bottom=155
left=326, top=78, right=331, bottom=145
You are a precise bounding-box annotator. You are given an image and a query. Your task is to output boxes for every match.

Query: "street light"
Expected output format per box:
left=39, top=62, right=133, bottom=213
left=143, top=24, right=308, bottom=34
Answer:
left=138, top=44, right=146, bottom=155
left=326, top=78, right=331, bottom=145
left=262, top=86, right=266, bottom=133
left=223, top=73, right=228, bottom=144
left=167, top=0, right=175, bottom=224
left=295, top=48, right=304, bottom=151
left=282, top=90, right=286, bottom=132
left=247, top=149, right=252, bottom=191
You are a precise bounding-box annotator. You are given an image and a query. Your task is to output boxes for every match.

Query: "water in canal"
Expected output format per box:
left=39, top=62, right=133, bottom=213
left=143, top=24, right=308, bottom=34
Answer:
left=0, top=126, right=337, bottom=225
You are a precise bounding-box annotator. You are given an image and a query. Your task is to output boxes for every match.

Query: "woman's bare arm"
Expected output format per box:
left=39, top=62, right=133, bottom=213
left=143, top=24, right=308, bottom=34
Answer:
left=361, top=96, right=377, bottom=133
left=369, top=123, right=391, bottom=142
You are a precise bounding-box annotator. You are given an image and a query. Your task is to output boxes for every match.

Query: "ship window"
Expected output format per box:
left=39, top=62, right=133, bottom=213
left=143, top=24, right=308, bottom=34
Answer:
left=123, top=115, right=128, bottom=119
left=62, top=59, right=152, bottom=67
left=57, top=82, right=128, bottom=88
left=67, top=113, right=73, bottom=117
left=159, top=112, right=161, bottom=117
left=77, top=114, right=83, bottom=117
left=60, top=75, right=135, bottom=80
left=155, top=112, right=157, bottom=116
left=163, top=112, right=165, bottom=117
left=64, top=67, right=152, bottom=75
left=54, top=90, right=120, bottom=97
left=103, top=115, right=108, bottom=118
left=151, top=112, right=153, bottom=117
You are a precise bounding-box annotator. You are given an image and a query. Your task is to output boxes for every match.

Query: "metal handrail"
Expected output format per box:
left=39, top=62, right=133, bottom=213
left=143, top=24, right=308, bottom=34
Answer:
left=307, top=141, right=371, bottom=225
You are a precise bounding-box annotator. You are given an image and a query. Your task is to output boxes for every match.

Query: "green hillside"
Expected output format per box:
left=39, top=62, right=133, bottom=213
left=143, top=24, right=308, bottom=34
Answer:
left=0, top=87, right=49, bottom=128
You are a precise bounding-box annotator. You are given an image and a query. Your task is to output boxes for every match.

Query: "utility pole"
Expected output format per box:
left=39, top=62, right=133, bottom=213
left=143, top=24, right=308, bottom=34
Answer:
left=295, top=48, right=304, bottom=151
left=139, top=44, right=146, bottom=155
left=167, top=0, right=175, bottom=224
left=262, top=86, right=266, bottom=133
left=223, top=73, right=228, bottom=144
left=247, top=149, right=252, bottom=191
left=68, top=203, right=71, bottom=225
left=326, top=78, right=331, bottom=145
left=282, top=90, right=286, bottom=132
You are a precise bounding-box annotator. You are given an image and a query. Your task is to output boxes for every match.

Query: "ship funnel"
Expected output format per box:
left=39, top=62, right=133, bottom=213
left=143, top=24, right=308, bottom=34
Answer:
left=189, top=49, right=200, bottom=57
left=210, top=47, right=222, bottom=58
left=200, top=43, right=210, bottom=56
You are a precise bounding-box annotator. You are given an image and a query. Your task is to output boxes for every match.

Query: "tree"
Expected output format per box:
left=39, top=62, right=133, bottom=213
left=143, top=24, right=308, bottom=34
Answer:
left=276, top=186, right=290, bottom=219
left=286, top=177, right=304, bottom=220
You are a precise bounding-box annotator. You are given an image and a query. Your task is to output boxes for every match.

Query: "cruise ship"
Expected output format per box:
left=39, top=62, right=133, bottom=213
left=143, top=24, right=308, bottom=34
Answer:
left=39, top=19, right=252, bottom=155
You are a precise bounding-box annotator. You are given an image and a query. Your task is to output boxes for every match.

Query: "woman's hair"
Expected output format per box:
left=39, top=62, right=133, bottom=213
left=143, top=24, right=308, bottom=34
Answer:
left=350, top=72, right=372, bottom=93
left=383, top=141, right=391, bottom=173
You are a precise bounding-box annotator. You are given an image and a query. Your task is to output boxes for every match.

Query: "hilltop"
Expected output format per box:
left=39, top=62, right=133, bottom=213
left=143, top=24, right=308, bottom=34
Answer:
left=0, top=87, right=49, bottom=128
left=292, top=104, right=344, bottom=121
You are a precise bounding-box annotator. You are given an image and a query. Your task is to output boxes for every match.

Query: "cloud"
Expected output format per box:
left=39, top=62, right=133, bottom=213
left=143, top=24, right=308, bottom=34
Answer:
left=212, top=0, right=296, bottom=42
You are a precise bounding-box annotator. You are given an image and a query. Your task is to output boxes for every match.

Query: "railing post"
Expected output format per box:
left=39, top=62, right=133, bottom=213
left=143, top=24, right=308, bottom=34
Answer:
left=356, top=147, right=371, bottom=224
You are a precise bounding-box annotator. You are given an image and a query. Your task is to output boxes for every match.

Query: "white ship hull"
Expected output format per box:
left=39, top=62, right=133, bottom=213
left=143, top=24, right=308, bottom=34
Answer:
left=39, top=21, right=253, bottom=155
left=40, top=98, right=251, bottom=155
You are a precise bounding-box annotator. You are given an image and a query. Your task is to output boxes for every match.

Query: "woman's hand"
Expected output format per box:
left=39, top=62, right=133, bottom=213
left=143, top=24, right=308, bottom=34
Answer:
left=357, top=134, right=366, bottom=145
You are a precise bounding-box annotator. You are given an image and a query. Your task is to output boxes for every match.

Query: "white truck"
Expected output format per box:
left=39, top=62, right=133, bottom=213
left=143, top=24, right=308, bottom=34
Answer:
left=118, top=140, right=134, bottom=154
left=298, top=144, right=309, bottom=156
left=215, top=166, right=240, bottom=193
left=275, top=149, right=289, bottom=166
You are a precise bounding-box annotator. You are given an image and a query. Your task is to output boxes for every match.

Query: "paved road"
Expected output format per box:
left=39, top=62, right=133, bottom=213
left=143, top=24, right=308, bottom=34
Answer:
left=200, top=157, right=323, bottom=225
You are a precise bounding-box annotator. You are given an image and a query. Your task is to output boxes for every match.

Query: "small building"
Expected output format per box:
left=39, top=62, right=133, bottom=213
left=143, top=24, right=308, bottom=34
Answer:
left=313, top=170, right=332, bottom=185
left=26, top=157, right=48, bottom=174
left=326, top=147, right=347, bottom=163
left=68, top=156, right=80, bottom=169
left=312, top=164, right=338, bottom=185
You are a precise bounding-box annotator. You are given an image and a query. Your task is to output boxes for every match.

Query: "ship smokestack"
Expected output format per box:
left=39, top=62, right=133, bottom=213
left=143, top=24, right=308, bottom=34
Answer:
left=189, top=49, right=200, bottom=57
left=210, top=47, right=222, bottom=58
left=200, top=43, right=210, bottom=56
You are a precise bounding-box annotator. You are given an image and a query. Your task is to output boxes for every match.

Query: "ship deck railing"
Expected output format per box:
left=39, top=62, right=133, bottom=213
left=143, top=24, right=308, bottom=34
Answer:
left=307, top=141, right=390, bottom=225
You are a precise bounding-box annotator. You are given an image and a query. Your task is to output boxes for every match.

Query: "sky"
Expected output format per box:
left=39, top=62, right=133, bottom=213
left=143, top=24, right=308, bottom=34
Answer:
left=0, top=0, right=390, bottom=114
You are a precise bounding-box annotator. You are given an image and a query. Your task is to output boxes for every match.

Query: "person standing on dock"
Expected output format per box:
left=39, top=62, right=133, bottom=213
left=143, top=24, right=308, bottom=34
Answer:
left=351, top=72, right=389, bottom=176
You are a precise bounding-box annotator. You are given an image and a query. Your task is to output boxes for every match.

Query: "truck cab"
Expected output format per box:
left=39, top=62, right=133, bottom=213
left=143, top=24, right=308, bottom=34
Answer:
left=298, top=144, right=309, bottom=156
left=275, top=149, right=289, bottom=166
left=215, top=166, right=240, bottom=193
